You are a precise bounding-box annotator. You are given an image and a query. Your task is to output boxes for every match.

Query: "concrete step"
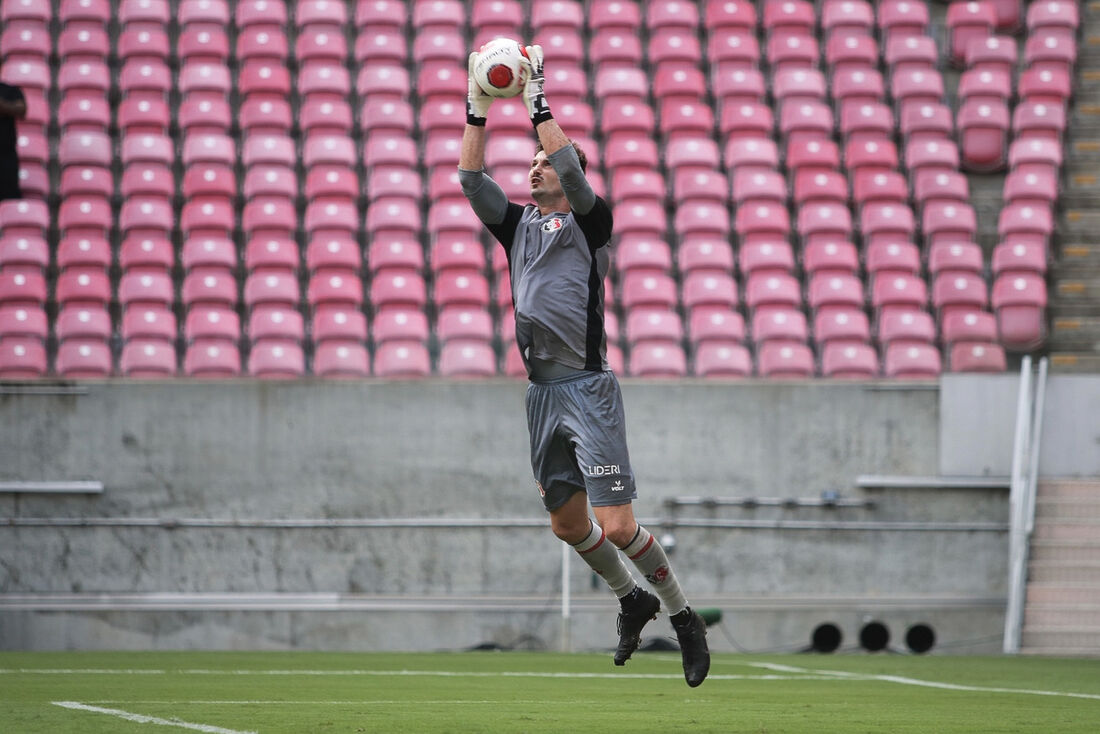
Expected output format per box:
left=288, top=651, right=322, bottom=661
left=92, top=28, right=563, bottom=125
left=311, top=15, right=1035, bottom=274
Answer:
left=1021, top=604, right=1100, bottom=627
left=1049, top=353, right=1100, bottom=372
left=1047, top=316, right=1100, bottom=351
left=1032, top=520, right=1100, bottom=542
left=1019, top=627, right=1100, bottom=655
left=1035, top=496, right=1100, bottom=521
left=1026, top=584, right=1100, bottom=605
left=1050, top=271, right=1100, bottom=309
left=1029, top=561, right=1100, bottom=585
left=1023, top=540, right=1100, bottom=563
left=1038, top=480, right=1100, bottom=501
left=1059, top=242, right=1100, bottom=270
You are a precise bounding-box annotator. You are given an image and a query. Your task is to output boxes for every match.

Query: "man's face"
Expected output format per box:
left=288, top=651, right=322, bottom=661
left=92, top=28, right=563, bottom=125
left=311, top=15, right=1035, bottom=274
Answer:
left=529, top=150, right=562, bottom=200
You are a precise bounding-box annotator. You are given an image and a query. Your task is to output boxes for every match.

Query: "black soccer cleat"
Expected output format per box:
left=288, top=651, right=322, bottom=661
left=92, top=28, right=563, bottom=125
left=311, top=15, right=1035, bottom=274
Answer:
left=672, top=607, right=711, bottom=687
left=613, top=588, right=661, bottom=666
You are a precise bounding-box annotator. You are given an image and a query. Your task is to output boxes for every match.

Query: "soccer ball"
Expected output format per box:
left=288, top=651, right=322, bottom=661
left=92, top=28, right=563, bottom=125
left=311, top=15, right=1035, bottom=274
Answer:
left=472, top=37, right=529, bottom=98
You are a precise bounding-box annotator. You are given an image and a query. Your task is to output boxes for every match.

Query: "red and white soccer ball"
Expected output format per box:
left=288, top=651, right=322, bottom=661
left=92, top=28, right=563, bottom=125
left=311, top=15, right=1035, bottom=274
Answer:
left=472, top=37, right=529, bottom=98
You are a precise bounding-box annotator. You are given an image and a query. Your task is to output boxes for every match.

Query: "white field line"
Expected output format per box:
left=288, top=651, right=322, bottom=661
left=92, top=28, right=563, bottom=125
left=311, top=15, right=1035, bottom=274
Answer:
left=750, top=662, right=1100, bottom=702
left=5, top=668, right=848, bottom=681
left=51, top=701, right=256, bottom=734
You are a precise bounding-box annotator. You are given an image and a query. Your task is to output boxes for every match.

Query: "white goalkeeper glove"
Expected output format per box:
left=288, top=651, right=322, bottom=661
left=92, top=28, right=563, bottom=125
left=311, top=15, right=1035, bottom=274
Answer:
left=520, top=44, right=553, bottom=127
left=466, top=51, right=492, bottom=126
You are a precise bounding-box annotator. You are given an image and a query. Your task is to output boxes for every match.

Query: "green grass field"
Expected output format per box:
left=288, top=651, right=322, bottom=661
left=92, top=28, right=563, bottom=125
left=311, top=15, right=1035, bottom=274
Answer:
left=2, top=651, right=1098, bottom=733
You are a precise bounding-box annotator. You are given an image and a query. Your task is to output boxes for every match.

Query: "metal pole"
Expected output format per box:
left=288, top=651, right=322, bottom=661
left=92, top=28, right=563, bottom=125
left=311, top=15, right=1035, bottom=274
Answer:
left=561, top=541, right=572, bottom=653
left=1003, top=356, right=1033, bottom=654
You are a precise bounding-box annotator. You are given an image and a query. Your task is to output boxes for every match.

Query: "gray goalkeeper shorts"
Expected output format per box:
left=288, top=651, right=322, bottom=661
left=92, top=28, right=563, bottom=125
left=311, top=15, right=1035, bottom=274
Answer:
left=525, top=369, right=638, bottom=511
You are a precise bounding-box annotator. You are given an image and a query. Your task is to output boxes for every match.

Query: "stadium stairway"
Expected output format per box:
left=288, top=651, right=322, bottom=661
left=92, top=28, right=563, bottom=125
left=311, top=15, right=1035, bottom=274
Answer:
left=1048, top=0, right=1100, bottom=372
left=1021, top=479, right=1100, bottom=656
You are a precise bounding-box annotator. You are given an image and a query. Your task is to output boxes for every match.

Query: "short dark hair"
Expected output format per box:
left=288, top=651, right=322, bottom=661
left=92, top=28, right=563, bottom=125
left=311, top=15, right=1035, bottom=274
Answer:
left=535, top=139, right=588, bottom=173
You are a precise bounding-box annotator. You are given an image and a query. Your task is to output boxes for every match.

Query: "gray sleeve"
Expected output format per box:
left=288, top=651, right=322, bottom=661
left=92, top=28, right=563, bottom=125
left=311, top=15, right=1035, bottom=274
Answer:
left=458, top=167, right=510, bottom=226
left=548, top=145, right=597, bottom=216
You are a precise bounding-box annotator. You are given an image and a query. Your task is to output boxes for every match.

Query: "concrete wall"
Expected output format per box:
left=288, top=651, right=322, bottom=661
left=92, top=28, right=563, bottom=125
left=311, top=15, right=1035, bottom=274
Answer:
left=0, top=375, right=1092, bottom=654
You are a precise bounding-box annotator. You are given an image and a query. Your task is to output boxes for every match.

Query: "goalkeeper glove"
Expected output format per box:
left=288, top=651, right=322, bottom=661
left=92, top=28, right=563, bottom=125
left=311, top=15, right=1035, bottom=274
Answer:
left=466, top=51, right=492, bottom=126
left=520, top=45, right=553, bottom=127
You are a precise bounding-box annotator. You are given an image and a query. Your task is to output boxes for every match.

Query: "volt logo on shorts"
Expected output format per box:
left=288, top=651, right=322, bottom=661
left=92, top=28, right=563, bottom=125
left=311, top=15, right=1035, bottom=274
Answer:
left=540, top=218, right=564, bottom=232
left=611, top=480, right=625, bottom=492
left=585, top=463, right=621, bottom=477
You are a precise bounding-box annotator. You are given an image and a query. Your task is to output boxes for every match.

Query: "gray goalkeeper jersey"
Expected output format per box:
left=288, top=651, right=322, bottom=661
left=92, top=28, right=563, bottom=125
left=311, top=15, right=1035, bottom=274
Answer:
left=459, top=146, right=614, bottom=375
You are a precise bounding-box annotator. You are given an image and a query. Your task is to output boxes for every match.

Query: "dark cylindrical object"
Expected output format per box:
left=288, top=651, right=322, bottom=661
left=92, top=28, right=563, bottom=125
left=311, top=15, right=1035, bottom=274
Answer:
left=811, top=622, right=843, bottom=653
left=859, top=621, right=890, bottom=651
left=905, top=623, right=936, bottom=654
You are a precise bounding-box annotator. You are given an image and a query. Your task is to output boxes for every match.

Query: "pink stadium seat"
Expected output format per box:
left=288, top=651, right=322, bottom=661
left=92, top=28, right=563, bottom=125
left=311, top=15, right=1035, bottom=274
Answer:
left=780, top=101, right=835, bottom=144
left=966, top=35, right=1017, bottom=76
left=0, top=234, right=48, bottom=271
left=675, top=201, right=730, bottom=239
left=688, top=307, right=746, bottom=344
left=654, top=66, right=708, bottom=105
left=798, top=202, right=852, bottom=248
left=181, top=268, right=237, bottom=309
left=177, top=26, right=229, bottom=63
left=814, top=307, right=871, bottom=347
left=821, top=342, right=879, bottom=379
left=61, top=196, right=113, bottom=237
left=59, top=130, right=112, bottom=169
left=57, top=25, right=110, bottom=63
left=871, top=272, right=928, bottom=316
left=941, top=309, right=998, bottom=346
left=374, top=341, right=432, bottom=377
left=2, top=0, right=52, bottom=26
left=179, top=96, right=234, bottom=135
left=992, top=242, right=1048, bottom=279
left=248, top=340, right=305, bottom=379
left=677, top=238, right=734, bottom=276
left=958, top=95, right=1010, bottom=164
left=879, top=2, right=932, bottom=44
left=438, top=339, right=497, bottom=378
left=840, top=101, right=895, bottom=145
left=60, top=0, right=111, bottom=29
left=117, top=0, right=169, bottom=28
left=732, top=169, right=787, bottom=208
left=645, top=0, right=700, bottom=30
left=179, top=198, right=234, bottom=240
left=1013, top=101, right=1067, bottom=143
left=932, top=272, right=989, bottom=324
left=367, top=238, right=423, bottom=275
left=180, top=0, right=230, bottom=28
left=0, top=335, right=47, bottom=377
left=614, top=200, right=667, bottom=239
left=184, top=340, right=241, bottom=377
left=615, top=237, right=672, bottom=277
left=693, top=341, right=752, bottom=378
left=364, top=99, right=415, bottom=138
left=307, top=270, right=364, bottom=310
left=372, top=308, right=429, bottom=346
left=185, top=307, right=240, bottom=350
left=992, top=273, right=1047, bottom=351
left=55, top=304, right=111, bottom=342
left=928, top=241, right=985, bottom=278
left=118, top=59, right=173, bottom=99
left=762, top=0, right=814, bottom=38
left=831, top=68, right=886, bottom=111
left=306, top=235, right=360, bottom=275
left=353, top=0, right=405, bottom=28
left=989, top=0, right=1022, bottom=31
left=648, top=29, right=703, bottom=70
left=295, top=0, right=346, bottom=30
left=1025, top=33, right=1077, bottom=77
left=913, top=170, right=970, bottom=209
left=998, top=204, right=1054, bottom=248
left=611, top=169, right=664, bottom=206
left=1009, top=138, right=1063, bottom=180
left=821, top=0, right=874, bottom=39
left=625, top=307, right=683, bottom=347
left=757, top=341, right=815, bottom=379
left=711, top=66, right=765, bottom=105
left=304, top=198, right=358, bottom=239
left=682, top=271, right=737, bottom=312
left=851, top=170, right=906, bottom=209
left=590, top=0, right=641, bottom=32
left=313, top=306, right=367, bottom=344
left=2, top=59, right=50, bottom=98
left=892, top=69, right=946, bottom=117
left=236, top=0, right=287, bottom=29
left=628, top=342, right=688, bottom=378
left=434, top=271, right=490, bottom=311
left=313, top=341, right=369, bottom=378
left=244, top=270, right=300, bottom=311
left=905, top=139, right=960, bottom=184
left=826, top=34, right=879, bottom=74
left=121, top=304, right=177, bottom=343
left=766, top=33, right=819, bottom=71
left=118, top=96, right=171, bottom=135
left=808, top=272, right=865, bottom=314
left=416, top=63, right=465, bottom=100
left=883, top=342, right=941, bottom=379
left=370, top=271, right=428, bottom=313
left=15, top=129, right=49, bottom=168
left=744, top=272, right=802, bottom=313
left=739, top=240, right=795, bottom=279
left=120, top=339, right=177, bottom=377
left=354, top=28, right=406, bottom=66
left=735, top=202, right=790, bottom=245
left=529, top=0, right=582, bottom=32
left=803, top=240, right=859, bottom=278
left=1018, top=67, right=1072, bottom=107
left=0, top=200, right=49, bottom=240
left=620, top=272, right=678, bottom=313
left=709, top=29, right=763, bottom=70
left=119, top=234, right=173, bottom=272
left=752, top=306, right=809, bottom=345
left=949, top=341, right=1007, bottom=373
left=923, top=202, right=978, bottom=249
left=55, top=268, right=111, bottom=307
left=55, top=338, right=113, bottom=377
left=861, top=203, right=915, bottom=248
left=946, top=1, right=996, bottom=67
left=660, top=100, right=715, bottom=139
left=436, top=307, right=494, bottom=345
left=532, top=29, right=585, bottom=66
left=356, top=64, right=409, bottom=100
left=844, top=138, right=898, bottom=179
left=725, top=138, right=780, bottom=177
left=543, top=63, right=589, bottom=101
left=865, top=241, right=921, bottom=279
left=242, top=165, right=295, bottom=200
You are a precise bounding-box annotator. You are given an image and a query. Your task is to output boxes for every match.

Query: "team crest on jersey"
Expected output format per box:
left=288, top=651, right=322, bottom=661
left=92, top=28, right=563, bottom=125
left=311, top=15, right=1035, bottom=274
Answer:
left=540, top=218, right=564, bottom=232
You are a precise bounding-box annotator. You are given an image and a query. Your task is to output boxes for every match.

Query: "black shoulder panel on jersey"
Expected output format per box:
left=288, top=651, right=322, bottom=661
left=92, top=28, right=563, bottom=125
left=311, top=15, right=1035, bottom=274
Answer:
left=485, top=202, right=527, bottom=257
left=574, top=196, right=614, bottom=253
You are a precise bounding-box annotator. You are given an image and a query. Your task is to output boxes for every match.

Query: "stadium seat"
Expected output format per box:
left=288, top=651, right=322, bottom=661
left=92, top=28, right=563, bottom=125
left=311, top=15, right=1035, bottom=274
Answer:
left=120, top=339, right=177, bottom=377
left=677, top=238, right=734, bottom=276
left=628, top=342, right=687, bottom=378
left=55, top=268, right=111, bottom=308
left=249, top=340, right=305, bottom=379
left=745, top=272, right=802, bottom=313
left=122, top=304, right=177, bottom=343
left=756, top=341, right=815, bottom=379
left=372, top=308, right=429, bottom=346
left=998, top=204, right=1054, bottom=248
left=872, top=273, right=928, bottom=317
left=739, top=240, right=795, bottom=279
left=946, top=1, right=996, bottom=67
left=928, top=241, right=985, bottom=278
left=374, top=341, right=431, bottom=378
left=693, top=341, right=752, bottom=378
left=821, top=342, right=880, bottom=378
left=56, top=339, right=113, bottom=377
left=620, top=272, right=678, bottom=313
left=958, top=101, right=1010, bottom=172
left=804, top=240, right=860, bottom=279
left=932, top=272, right=989, bottom=325
left=752, top=307, right=809, bottom=345
left=313, top=341, right=370, bottom=378
left=180, top=268, right=237, bottom=310
left=883, top=342, right=941, bottom=379
left=922, top=202, right=978, bottom=249
left=942, top=309, right=998, bottom=346
left=437, top=307, right=494, bottom=345
left=808, top=272, right=865, bottom=314
left=688, top=307, right=746, bottom=345
left=877, top=307, right=937, bottom=349
left=0, top=337, right=47, bottom=377
left=992, top=273, right=1047, bottom=351
left=0, top=304, right=48, bottom=342
left=184, top=340, right=241, bottom=377
left=814, top=307, right=871, bottom=347
left=992, top=242, right=1048, bottom=279
left=949, top=341, right=1007, bottom=373
left=900, top=102, right=956, bottom=145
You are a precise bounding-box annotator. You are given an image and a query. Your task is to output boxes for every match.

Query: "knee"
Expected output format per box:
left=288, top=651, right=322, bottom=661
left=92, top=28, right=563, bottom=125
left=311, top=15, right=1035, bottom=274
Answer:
left=550, top=515, right=590, bottom=545
left=602, top=519, right=638, bottom=549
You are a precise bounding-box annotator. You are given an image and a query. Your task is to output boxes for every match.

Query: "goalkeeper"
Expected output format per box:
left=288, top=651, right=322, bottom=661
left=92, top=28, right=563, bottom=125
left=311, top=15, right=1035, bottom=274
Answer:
left=458, top=45, right=710, bottom=687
